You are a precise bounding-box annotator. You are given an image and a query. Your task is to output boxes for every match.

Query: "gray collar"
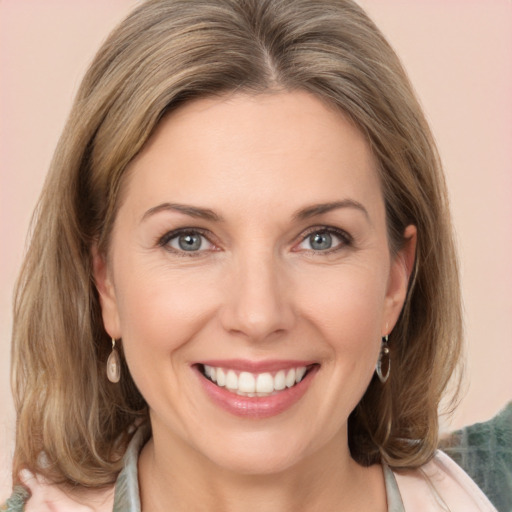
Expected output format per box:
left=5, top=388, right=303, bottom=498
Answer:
left=383, top=462, right=406, bottom=512
left=112, top=427, right=145, bottom=512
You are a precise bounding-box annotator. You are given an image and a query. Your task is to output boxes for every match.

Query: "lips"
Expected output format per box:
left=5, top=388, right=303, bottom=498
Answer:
left=195, top=361, right=319, bottom=418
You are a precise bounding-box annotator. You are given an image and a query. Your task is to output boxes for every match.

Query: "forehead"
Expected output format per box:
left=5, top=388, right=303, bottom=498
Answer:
left=121, top=91, right=383, bottom=221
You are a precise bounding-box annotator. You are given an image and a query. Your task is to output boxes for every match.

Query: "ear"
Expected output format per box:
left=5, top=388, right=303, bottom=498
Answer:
left=383, top=225, right=417, bottom=334
left=91, top=244, right=122, bottom=339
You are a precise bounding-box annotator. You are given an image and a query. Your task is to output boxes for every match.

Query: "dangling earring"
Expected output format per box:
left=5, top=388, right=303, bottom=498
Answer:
left=107, top=338, right=121, bottom=383
left=376, top=334, right=390, bottom=383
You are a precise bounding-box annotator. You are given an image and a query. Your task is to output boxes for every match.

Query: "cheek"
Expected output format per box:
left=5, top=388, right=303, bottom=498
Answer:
left=295, top=262, right=388, bottom=382
left=112, top=264, right=220, bottom=417
left=298, top=262, right=388, bottom=334
left=113, top=261, right=220, bottom=356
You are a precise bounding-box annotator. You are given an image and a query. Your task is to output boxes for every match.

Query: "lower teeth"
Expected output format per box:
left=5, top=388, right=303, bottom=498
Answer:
left=234, top=390, right=273, bottom=397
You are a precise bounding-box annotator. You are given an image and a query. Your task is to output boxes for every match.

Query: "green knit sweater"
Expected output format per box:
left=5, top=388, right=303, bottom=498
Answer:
left=1, top=486, right=29, bottom=512
left=441, top=402, right=512, bottom=512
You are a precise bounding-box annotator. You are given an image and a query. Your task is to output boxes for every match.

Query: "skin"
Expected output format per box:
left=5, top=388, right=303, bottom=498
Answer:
left=94, top=91, right=416, bottom=511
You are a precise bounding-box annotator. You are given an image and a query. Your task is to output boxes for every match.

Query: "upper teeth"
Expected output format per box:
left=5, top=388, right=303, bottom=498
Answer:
left=203, top=365, right=308, bottom=396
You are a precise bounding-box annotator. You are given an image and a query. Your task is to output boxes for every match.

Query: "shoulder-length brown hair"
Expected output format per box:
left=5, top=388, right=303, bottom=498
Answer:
left=11, top=0, right=462, bottom=487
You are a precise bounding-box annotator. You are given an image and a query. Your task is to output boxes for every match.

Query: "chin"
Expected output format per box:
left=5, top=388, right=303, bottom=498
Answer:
left=195, top=428, right=320, bottom=476
left=209, top=448, right=304, bottom=476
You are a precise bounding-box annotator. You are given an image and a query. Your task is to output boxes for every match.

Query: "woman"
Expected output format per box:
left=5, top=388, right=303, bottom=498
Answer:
left=3, top=0, right=496, bottom=510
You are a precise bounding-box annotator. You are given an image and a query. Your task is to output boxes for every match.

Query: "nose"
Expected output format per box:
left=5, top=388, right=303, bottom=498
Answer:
left=219, top=251, right=295, bottom=343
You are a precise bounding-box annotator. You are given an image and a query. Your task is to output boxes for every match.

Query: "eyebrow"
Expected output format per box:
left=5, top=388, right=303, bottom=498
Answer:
left=141, top=203, right=224, bottom=223
left=292, top=200, right=370, bottom=221
left=141, top=199, right=369, bottom=224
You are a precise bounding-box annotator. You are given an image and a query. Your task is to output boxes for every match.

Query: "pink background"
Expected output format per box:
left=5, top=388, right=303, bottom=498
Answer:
left=1, top=0, right=511, bottom=498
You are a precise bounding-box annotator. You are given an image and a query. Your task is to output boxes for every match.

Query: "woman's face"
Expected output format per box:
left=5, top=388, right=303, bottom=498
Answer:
left=95, top=91, right=414, bottom=474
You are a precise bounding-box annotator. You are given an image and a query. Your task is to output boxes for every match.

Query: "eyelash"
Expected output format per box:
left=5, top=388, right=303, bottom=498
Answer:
left=157, top=228, right=214, bottom=257
left=156, top=226, right=353, bottom=256
left=296, top=226, right=353, bottom=254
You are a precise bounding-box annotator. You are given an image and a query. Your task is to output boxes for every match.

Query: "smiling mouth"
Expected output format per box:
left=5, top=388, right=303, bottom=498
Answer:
left=198, top=364, right=317, bottom=397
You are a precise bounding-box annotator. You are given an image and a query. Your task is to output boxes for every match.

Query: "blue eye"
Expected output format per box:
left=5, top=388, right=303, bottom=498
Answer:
left=309, top=232, right=333, bottom=250
left=160, top=230, right=213, bottom=253
left=297, top=228, right=350, bottom=252
left=174, top=233, right=204, bottom=251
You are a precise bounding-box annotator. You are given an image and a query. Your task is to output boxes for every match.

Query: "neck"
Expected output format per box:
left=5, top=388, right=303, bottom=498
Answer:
left=137, top=426, right=387, bottom=512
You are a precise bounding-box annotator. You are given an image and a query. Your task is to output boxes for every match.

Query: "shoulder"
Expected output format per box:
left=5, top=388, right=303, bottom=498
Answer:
left=393, top=451, right=497, bottom=511
left=441, top=402, right=512, bottom=512
left=2, top=470, right=114, bottom=512
left=2, top=425, right=148, bottom=512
